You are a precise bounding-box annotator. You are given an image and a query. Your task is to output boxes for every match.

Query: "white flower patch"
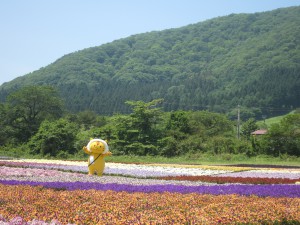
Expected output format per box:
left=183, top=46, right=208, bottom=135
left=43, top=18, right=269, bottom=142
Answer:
left=104, top=162, right=230, bottom=177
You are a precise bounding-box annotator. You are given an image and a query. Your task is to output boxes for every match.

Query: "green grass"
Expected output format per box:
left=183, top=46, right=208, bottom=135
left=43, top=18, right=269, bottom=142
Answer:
left=1, top=141, right=299, bottom=167
left=257, top=110, right=296, bottom=128
left=1, top=151, right=299, bottom=166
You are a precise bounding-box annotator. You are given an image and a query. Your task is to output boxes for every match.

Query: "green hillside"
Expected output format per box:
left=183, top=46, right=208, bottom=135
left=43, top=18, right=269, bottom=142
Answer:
left=0, top=6, right=299, bottom=118
left=257, top=110, right=298, bottom=128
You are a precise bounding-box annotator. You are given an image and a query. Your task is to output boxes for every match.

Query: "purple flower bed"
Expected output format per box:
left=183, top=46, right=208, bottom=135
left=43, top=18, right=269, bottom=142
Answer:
left=1, top=179, right=299, bottom=198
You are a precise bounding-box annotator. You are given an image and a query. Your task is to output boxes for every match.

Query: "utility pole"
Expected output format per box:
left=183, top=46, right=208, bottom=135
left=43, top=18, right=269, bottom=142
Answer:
left=237, top=105, right=240, bottom=139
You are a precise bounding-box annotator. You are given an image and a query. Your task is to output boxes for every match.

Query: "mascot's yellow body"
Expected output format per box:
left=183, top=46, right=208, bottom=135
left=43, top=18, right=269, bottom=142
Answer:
left=83, top=138, right=112, bottom=176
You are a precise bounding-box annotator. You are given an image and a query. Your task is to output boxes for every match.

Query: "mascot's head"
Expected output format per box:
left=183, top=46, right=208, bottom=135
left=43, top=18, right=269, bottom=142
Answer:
left=87, top=138, right=109, bottom=154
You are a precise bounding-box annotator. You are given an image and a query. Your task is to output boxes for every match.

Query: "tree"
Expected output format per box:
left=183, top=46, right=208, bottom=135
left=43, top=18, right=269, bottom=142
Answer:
left=166, top=110, right=191, bottom=134
left=6, top=86, right=64, bottom=142
left=126, top=99, right=164, bottom=143
left=259, top=114, right=300, bottom=156
left=159, top=111, right=192, bottom=157
left=74, top=110, right=109, bottom=130
left=115, top=99, right=164, bottom=155
left=0, top=103, right=12, bottom=145
left=28, top=118, right=78, bottom=157
left=190, top=111, right=234, bottom=136
left=241, top=118, right=258, bottom=140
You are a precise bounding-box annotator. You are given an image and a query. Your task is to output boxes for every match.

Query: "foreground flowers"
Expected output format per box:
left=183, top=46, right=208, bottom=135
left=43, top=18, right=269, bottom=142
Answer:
left=1, top=180, right=300, bottom=198
left=0, top=159, right=299, bottom=224
left=0, top=184, right=299, bottom=225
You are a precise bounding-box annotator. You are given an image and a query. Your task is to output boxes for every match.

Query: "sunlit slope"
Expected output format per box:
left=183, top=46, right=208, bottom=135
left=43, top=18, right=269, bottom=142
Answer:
left=1, top=6, right=299, bottom=116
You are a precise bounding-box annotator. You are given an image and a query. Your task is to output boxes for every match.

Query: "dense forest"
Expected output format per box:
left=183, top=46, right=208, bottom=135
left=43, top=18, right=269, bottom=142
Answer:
left=0, top=86, right=299, bottom=158
left=0, top=6, right=299, bottom=120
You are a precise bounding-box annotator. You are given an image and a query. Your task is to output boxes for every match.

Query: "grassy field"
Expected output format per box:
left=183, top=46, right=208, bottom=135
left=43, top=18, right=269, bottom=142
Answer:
left=257, top=110, right=296, bottom=128
left=1, top=150, right=299, bottom=167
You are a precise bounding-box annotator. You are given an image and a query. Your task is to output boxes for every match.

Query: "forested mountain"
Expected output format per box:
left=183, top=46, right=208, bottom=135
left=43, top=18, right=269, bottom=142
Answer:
left=0, top=6, right=299, bottom=118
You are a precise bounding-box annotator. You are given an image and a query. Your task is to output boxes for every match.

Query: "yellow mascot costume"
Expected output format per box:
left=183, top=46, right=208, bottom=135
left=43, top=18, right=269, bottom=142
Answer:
left=83, top=138, right=112, bottom=176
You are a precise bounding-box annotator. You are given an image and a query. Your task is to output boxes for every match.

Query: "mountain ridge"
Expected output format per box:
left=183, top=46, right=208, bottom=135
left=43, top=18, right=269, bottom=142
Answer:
left=1, top=6, right=299, bottom=118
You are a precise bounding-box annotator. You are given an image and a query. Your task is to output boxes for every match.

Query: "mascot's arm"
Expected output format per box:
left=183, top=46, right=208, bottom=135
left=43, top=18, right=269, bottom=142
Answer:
left=83, top=146, right=91, bottom=155
left=101, top=139, right=112, bottom=157
left=103, top=151, right=112, bottom=157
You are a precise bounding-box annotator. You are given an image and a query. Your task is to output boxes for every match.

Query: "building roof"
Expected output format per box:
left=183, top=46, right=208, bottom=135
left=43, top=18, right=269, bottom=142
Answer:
left=251, top=129, right=268, bottom=135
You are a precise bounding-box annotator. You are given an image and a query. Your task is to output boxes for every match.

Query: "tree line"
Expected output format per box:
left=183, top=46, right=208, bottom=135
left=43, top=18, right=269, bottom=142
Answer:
left=0, top=86, right=299, bottom=159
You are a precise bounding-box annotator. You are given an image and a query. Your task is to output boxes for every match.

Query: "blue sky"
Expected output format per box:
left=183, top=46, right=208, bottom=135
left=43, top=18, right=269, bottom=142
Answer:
left=1, top=0, right=299, bottom=85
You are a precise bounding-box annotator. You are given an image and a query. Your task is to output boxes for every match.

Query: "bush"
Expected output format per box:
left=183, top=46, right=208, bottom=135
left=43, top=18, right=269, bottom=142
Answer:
left=206, top=136, right=236, bottom=154
left=0, top=144, right=31, bottom=158
left=27, top=119, right=79, bottom=157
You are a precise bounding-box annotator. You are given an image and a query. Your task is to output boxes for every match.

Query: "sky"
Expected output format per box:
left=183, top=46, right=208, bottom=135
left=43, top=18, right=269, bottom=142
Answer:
left=1, top=0, right=300, bottom=85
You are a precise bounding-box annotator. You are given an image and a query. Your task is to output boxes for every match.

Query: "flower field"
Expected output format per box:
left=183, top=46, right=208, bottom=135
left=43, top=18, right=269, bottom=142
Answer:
left=0, top=159, right=299, bottom=224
